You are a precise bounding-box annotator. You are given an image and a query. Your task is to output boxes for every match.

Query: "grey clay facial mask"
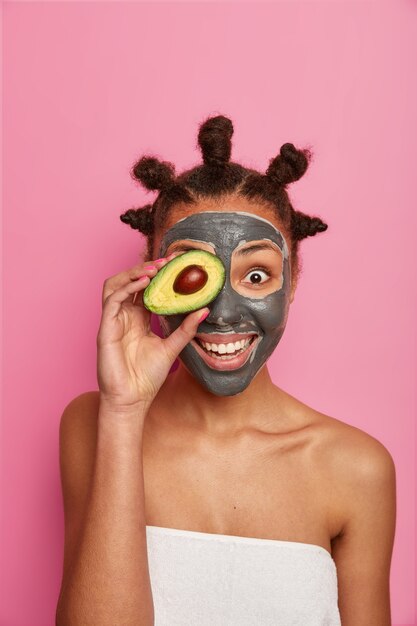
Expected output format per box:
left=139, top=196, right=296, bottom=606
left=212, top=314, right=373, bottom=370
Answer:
left=158, top=211, right=292, bottom=396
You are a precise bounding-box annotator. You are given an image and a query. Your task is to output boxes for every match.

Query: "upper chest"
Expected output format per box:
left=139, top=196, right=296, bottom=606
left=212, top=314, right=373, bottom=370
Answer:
left=141, top=418, right=344, bottom=549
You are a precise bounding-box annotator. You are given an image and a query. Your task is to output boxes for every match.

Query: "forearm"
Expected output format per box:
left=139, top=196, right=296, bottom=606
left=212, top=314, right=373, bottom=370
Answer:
left=56, top=402, right=154, bottom=625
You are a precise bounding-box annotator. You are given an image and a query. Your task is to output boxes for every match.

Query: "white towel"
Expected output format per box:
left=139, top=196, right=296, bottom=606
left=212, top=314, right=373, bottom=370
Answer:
left=146, top=525, right=341, bottom=626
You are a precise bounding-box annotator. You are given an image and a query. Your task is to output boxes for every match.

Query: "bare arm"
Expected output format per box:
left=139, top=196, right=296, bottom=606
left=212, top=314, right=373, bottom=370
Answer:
left=56, top=396, right=154, bottom=625
left=56, top=254, right=208, bottom=624
left=332, top=435, right=397, bottom=626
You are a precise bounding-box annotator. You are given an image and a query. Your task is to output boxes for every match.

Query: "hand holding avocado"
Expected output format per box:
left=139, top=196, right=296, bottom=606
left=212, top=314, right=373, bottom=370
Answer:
left=96, top=254, right=210, bottom=412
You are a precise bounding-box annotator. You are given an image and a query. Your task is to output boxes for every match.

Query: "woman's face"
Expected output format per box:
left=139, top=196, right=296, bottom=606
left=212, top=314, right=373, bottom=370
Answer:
left=151, top=196, right=296, bottom=396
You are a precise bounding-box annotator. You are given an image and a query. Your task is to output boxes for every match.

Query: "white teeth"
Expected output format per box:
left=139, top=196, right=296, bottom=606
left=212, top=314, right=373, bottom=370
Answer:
left=197, top=336, right=255, bottom=358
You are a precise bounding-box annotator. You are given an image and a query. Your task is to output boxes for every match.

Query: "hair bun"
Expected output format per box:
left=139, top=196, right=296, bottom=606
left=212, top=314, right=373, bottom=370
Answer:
left=120, top=204, right=154, bottom=236
left=291, top=209, right=328, bottom=241
left=130, top=156, right=175, bottom=191
left=266, top=143, right=311, bottom=187
left=197, top=114, right=234, bottom=166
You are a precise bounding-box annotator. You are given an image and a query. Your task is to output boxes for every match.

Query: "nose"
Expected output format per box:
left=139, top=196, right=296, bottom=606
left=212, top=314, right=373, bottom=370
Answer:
left=206, top=287, right=244, bottom=326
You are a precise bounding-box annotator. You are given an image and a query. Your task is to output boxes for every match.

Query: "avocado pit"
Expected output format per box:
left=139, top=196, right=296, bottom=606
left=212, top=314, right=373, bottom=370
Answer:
left=173, top=264, right=208, bottom=295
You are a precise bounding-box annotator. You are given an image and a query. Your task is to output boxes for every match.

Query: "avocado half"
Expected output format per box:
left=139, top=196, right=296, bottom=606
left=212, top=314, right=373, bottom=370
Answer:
left=143, top=250, right=226, bottom=315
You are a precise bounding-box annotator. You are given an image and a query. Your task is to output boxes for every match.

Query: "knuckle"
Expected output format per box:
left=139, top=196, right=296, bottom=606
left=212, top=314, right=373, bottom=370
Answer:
left=102, top=278, right=113, bottom=298
left=133, top=261, right=148, bottom=274
left=102, top=291, right=114, bottom=307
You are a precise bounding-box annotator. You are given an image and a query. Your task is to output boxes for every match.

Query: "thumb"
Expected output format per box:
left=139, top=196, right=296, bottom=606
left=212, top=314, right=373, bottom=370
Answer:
left=163, top=307, right=210, bottom=362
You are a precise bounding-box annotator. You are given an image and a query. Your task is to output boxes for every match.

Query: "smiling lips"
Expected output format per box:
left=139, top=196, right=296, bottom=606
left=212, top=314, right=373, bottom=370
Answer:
left=191, top=332, right=259, bottom=371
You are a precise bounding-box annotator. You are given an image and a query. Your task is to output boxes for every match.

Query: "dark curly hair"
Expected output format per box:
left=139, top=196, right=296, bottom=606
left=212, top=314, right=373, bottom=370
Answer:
left=120, top=114, right=328, bottom=284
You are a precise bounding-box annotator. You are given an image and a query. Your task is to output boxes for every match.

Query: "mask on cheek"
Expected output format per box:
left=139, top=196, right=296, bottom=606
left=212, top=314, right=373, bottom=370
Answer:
left=158, top=211, right=292, bottom=396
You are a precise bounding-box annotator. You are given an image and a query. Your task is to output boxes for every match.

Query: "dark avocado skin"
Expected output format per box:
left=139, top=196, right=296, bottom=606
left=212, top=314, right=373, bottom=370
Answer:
left=143, top=250, right=225, bottom=315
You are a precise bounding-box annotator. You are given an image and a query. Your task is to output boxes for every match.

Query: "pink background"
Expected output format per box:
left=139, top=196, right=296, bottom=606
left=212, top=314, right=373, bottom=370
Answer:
left=2, top=1, right=416, bottom=624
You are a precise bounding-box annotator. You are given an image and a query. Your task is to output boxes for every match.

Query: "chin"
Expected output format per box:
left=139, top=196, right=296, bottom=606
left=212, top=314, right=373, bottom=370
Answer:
left=201, top=379, right=251, bottom=397
left=180, top=356, right=262, bottom=397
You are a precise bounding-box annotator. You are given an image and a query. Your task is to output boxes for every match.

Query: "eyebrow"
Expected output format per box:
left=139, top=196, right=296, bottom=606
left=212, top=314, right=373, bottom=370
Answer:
left=167, top=243, right=206, bottom=254
left=167, top=242, right=281, bottom=255
left=235, top=242, right=281, bottom=256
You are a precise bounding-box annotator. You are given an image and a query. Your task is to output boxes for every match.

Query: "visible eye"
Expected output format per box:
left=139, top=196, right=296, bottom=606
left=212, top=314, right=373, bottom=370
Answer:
left=242, top=268, right=271, bottom=285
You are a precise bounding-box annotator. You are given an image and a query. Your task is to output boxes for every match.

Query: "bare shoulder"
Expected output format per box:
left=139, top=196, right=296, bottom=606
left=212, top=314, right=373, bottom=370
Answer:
left=290, top=404, right=396, bottom=549
left=315, top=412, right=396, bottom=490
left=309, top=409, right=396, bottom=498
left=311, top=413, right=396, bottom=623
left=59, top=390, right=100, bottom=447
left=59, top=390, right=101, bottom=480
left=285, top=388, right=396, bottom=482
left=59, top=390, right=101, bottom=506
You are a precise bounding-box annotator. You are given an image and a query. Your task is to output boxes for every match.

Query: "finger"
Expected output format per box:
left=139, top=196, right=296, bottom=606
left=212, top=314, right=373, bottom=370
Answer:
left=163, top=251, right=182, bottom=262
left=129, top=261, right=165, bottom=305
left=132, top=278, right=149, bottom=306
left=129, top=263, right=158, bottom=285
left=139, top=252, right=177, bottom=272
left=102, top=275, right=151, bottom=320
left=129, top=255, right=179, bottom=305
left=103, top=263, right=158, bottom=308
left=134, top=252, right=177, bottom=273
left=101, top=253, right=183, bottom=307
left=162, top=307, right=210, bottom=362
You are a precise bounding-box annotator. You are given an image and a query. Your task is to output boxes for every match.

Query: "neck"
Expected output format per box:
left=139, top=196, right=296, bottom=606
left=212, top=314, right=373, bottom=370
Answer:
left=158, top=361, right=284, bottom=436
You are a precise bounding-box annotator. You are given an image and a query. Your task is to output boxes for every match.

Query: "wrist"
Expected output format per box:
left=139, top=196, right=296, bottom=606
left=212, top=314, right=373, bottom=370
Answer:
left=98, top=394, right=151, bottom=419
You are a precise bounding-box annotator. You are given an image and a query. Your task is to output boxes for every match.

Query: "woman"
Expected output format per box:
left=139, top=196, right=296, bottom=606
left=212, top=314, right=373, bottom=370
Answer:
left=56, top=115, right=396, bottom=625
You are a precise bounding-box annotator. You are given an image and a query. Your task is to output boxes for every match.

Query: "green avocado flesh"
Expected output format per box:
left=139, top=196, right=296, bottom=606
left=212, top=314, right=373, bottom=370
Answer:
left=143, top=250, right=226, bottom=315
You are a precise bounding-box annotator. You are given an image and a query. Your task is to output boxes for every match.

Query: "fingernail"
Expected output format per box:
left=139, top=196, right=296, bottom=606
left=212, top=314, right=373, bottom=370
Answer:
left=144, top=265, right=156, bottom=270
left=198, top=309, right=210, bottom=323
left=154, top=257, right=166, bottom=263
left=135, top=275, right=149, bottom=281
